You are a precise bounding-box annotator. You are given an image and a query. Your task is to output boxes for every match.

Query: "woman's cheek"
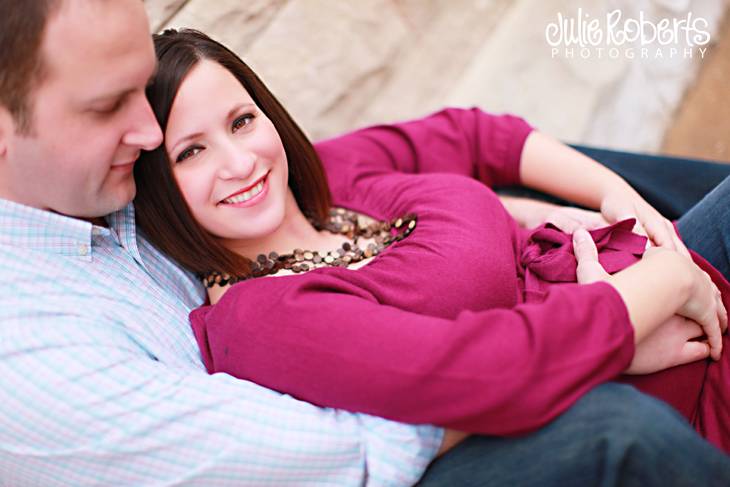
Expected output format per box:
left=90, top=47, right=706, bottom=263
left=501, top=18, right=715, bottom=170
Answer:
left=176, top=171, right=209, bottom=214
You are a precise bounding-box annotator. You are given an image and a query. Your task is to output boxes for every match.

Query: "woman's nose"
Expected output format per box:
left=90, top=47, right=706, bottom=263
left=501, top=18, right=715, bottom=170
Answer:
left=217, top=144, right=256, bottom=181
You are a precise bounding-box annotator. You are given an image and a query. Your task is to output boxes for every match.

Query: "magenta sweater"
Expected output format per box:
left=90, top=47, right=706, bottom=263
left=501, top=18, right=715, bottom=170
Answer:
left=190, top=108, right=730, bottom=447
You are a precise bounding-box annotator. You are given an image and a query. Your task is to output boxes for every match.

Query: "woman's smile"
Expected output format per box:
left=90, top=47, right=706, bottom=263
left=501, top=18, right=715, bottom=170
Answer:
left=218, top=170, right=270, bottom=207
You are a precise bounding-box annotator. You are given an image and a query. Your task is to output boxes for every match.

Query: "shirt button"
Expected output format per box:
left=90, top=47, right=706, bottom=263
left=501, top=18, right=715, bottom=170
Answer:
left=91, top=227, right=103, bottom=236
left=78, top=244, right=89, bottom=256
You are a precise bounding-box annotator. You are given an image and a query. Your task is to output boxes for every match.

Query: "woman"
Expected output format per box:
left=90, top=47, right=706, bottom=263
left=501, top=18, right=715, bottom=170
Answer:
left=134, top=29, right=729, bottom=452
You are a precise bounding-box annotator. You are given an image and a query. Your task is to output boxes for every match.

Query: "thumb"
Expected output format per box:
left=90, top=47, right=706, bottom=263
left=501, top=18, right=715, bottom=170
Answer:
left=678, top=341, right=711, bottom=365
left=573, top=228, right=609, bottom=283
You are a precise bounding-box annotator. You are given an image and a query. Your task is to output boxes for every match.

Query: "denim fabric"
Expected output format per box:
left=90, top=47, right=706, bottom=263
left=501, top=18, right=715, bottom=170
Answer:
left=498, top=145, right=730, bottom=220
left=418, top=383, right=730, bottom=487
left=678, top=174, right=730, bottom=279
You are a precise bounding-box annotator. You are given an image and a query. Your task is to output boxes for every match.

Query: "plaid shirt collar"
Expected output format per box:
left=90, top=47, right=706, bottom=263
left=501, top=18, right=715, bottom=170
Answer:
left=0, top=198, right=143, bottom=264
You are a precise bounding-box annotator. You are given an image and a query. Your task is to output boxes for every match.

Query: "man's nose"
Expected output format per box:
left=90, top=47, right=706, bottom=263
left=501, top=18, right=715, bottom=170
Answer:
left=122, top=95, right=163, bottom=151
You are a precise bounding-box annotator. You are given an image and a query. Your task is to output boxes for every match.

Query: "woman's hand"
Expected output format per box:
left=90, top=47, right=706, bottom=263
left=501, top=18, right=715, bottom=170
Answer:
left=573, top=229, right=727, bottom=360
left=600, top=188, right=691, bottom=257
left=498, top=196, right=612, bottom=232
left=544, top=206, right=610, bottom=233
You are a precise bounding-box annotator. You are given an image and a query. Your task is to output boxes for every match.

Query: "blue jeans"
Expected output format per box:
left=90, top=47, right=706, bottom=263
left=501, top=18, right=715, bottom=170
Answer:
left=418, top=383, right=730, bottom=486
left=677, top=174, right=730, bottom=279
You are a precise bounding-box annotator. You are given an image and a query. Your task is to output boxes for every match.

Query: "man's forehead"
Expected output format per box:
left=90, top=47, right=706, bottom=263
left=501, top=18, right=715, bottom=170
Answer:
left=40, top=0, right=154, bottom=92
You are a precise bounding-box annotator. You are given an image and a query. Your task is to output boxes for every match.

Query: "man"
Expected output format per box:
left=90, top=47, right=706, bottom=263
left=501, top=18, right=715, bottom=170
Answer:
left=0, top=1, right=728, bottom=485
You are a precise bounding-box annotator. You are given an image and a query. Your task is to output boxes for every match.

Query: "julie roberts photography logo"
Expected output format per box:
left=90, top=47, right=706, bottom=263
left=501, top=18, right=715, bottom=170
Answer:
left=545, top=8, right=712, bottom=59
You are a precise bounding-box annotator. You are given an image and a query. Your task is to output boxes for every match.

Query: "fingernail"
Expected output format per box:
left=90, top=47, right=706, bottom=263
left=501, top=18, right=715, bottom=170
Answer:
left=573, top=229, right=587, bottom=243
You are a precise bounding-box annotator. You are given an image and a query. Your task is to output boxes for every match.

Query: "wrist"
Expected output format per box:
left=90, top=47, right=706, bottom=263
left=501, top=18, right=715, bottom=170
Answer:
left=599, top=180, right=639, bottom=210
left=645, top=250, right=693, bottom=299
left=606, top=251, right=691, bottom=343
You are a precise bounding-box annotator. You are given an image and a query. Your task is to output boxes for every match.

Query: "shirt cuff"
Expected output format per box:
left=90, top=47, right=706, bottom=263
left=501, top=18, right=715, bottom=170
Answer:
left=359, top=417, right=443, bottom=486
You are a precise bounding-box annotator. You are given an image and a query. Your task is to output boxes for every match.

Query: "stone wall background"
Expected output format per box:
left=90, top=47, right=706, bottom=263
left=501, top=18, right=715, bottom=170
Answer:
left=144, top=0, right=730, bottom=161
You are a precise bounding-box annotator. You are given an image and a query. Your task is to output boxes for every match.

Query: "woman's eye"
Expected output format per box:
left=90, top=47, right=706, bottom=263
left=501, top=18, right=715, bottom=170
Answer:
left=176, top=146, right=203, bottom=163
left=232, top=113, right=255, bottom=132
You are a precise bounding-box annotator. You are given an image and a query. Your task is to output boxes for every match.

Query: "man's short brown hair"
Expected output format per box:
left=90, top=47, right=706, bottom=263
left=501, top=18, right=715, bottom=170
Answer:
left=0, top=0, right=60, bottom=133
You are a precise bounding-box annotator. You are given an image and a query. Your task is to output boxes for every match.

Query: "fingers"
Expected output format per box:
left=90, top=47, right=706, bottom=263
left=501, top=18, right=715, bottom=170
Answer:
left=679, top=318, right=705, bottom=340
left=584, top=213, right=611, bottom=230
left=704, top=272, right=727, bottom=355
left=678, top=265, right=725, bottom=361
left=608, top=208, right=647, bottom=237
left=573, top=229, right=610, bottom=284
left=704, top=312, right=723, bottom=362
left=547, top=213, right=581, bottom=233
left=639, top=211, right=691, bottom=258
left=632, top=218, right=648, bottom=238
left=679, top=341, right=711, bottom=365
left=665, top=219, right=692, bottom=258
left=546, top=208, right=611, bottom=233
left=642, top=214, right=675, bottom=251
left=673, top=234, right=692, bottom=259
left=701, top=274, right=724, bottom=361
left=716, top=285, right=728, bottom=334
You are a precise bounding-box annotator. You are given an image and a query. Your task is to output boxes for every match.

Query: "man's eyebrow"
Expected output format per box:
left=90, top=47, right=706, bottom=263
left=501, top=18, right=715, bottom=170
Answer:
left=89, top=65, right=159, bottom=104
left=87, top=89, right=133, bottom=104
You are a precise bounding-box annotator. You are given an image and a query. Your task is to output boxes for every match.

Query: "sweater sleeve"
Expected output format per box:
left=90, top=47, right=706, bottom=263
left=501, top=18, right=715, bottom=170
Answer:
left=314, top=107, right=534, bottom=201
left=190, top=271, right=635, bottom=436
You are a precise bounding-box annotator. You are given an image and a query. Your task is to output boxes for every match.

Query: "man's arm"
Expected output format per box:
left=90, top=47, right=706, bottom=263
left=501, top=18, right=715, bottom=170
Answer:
left=0, top=314, right=441, bottom=486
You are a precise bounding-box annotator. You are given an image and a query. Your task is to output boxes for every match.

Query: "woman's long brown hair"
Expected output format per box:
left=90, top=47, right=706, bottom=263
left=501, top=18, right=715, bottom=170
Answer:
left=134, top=28, right=332, bottom=280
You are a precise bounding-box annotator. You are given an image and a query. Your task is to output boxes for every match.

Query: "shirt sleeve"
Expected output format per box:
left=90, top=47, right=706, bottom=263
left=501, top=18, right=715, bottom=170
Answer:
left=314, top=107, right=534, bottom=201
left=191, top=271, right=635, bottom=436
left=0, top=312, right=441, bottom=486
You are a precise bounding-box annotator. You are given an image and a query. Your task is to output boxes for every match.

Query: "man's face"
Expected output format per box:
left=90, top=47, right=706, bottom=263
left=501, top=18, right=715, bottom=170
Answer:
left=0, top=0, right=162, bottom=218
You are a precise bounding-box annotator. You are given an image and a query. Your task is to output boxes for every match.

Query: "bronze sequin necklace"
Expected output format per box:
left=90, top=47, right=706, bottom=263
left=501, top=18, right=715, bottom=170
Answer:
left=203, top=208, right=417, bottom=288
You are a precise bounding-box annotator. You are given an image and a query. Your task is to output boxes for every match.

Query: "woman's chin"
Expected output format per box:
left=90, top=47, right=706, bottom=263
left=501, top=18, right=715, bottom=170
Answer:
left=213, top=210, right=286, bottom=244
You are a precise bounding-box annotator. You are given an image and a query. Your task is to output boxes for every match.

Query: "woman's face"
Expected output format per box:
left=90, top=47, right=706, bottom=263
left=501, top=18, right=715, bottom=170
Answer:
left=164, top=60, right=288, bottom=242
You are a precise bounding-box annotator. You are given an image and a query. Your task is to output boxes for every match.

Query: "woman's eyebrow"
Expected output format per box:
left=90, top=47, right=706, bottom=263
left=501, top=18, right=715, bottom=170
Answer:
left=168, top=103, right=258, bottom=153
left=227, top=102, right=256, bottom=119
left=168, top=131, right=204, bottom=154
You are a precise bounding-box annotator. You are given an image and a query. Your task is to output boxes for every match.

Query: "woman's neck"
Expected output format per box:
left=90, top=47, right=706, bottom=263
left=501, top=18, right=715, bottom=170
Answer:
left=222, top=190, right=340, bottom=260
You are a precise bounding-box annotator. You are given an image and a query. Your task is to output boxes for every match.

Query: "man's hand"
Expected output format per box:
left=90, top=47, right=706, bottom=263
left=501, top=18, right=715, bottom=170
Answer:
left=624, top=315, right=710, bottom=374
left=436, top=429, right=469, bottom=457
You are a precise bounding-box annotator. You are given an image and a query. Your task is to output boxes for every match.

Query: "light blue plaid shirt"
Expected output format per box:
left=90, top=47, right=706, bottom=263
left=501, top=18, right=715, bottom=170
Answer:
left=0, top=198, right=442, bottom=486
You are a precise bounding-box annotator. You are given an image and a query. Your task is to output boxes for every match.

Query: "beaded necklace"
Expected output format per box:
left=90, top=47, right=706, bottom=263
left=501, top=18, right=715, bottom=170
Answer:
left=203, top=207, right=417, bottom=288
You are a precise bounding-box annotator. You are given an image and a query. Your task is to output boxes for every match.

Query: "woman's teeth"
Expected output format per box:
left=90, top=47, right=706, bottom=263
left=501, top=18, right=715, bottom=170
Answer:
left=222, top=180, right=265, bottom=204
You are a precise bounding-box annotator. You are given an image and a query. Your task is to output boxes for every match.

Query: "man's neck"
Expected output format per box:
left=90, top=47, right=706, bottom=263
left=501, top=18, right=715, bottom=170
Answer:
left=84, top=216, right=108, bottom=228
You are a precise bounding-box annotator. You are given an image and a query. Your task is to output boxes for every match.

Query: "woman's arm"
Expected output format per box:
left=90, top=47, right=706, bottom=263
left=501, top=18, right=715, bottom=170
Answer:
left=315, top=107, right=533, bottom=199
left=520, top=132, right=688, bottom=255
left=317, top=109, right=686, bottom=253
left=190, top=249, right=722, bottom=436
left=519, top=132, right=631, bottom=209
